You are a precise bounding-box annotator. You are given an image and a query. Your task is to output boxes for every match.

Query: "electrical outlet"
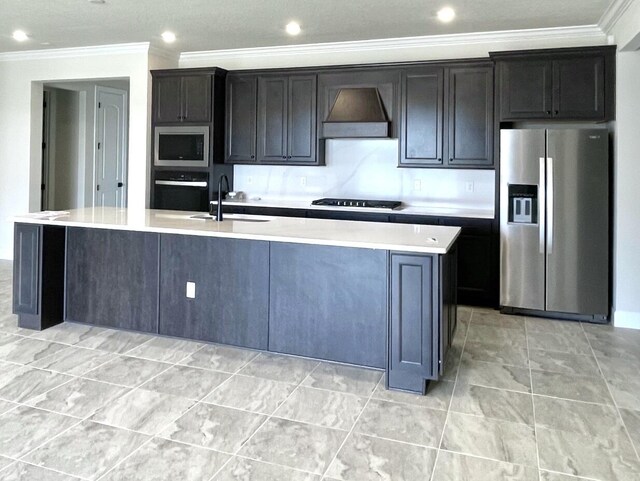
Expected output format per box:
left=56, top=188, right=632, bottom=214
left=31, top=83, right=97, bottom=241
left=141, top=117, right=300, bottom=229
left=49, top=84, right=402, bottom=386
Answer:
left=465, top=182, right=474, bottom=193
left=186, top=282, right=196, bottom=299
left=300, top=176, right=307, bottom=187
left=413, top=180, right=421, bottom=191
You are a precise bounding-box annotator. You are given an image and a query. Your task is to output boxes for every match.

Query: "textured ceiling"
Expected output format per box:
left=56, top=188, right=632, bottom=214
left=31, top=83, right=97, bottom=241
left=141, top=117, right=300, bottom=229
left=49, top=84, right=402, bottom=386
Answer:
left=0, top=0, right=613, bottom=54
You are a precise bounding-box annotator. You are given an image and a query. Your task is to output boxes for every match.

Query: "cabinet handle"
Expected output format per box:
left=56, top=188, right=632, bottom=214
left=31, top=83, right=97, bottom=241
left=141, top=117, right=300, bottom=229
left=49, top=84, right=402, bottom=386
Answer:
left=282, top=156, right=286, bottom=159
left=250, top=155, right=255, bottom=159
left=117, top=182, right=124, bottom=188
left=546, top=111, right=551, bottom=115
left=287, top=156, right=291, bottom=159
left=554, top=110, right=559, bottom=115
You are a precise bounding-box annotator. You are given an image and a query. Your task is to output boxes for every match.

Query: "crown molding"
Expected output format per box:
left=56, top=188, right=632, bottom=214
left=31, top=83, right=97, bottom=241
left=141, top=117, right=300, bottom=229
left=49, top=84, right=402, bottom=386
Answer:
left=148, top=44, right=179, bottom=62
left=598, top=0, right=637, bottom=34
left=180, top=25, right=606, bottom=64
left=0, top=42, right=151, bottom=62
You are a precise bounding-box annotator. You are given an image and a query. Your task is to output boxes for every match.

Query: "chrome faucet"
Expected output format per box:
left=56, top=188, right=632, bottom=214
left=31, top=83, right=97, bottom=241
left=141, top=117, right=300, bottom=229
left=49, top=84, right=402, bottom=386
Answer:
left=216, top=174, right=230, bottom=221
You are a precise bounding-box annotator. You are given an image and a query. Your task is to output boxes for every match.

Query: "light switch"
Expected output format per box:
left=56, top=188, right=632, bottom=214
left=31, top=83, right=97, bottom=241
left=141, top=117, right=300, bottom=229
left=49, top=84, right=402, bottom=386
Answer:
left=186, top=282, right=196, bottom=299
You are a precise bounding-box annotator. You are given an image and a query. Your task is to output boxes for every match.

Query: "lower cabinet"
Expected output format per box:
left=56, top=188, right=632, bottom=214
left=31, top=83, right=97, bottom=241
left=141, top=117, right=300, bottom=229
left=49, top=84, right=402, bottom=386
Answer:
left=268, top=243, right=388, bottom=368
left=65, top=228, right=160, bottom=333
left=13, top=223, right=65, bottom=330
left=388, top=251, right=456, bottom=393
left=159, top=235, right=269, bottom=349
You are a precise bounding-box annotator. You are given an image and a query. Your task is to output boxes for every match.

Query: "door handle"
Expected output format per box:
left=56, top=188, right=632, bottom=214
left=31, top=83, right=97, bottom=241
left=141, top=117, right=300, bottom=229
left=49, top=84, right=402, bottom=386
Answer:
left=117, top=182, right=124, bottom=188
left=539, top=157, right=545, bottom=254
left=546, top=157, right=554, bottom=254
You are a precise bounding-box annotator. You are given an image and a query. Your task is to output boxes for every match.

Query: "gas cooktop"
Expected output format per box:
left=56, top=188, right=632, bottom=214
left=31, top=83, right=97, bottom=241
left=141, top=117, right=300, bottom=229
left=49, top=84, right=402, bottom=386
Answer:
left=311, top=198, right=402, bottom=209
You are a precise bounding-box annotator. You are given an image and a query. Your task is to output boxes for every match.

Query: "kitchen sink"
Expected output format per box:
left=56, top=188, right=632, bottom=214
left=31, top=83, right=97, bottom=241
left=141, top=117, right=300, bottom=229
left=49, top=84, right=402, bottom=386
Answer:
left=189, top=213, right=272, bottom=222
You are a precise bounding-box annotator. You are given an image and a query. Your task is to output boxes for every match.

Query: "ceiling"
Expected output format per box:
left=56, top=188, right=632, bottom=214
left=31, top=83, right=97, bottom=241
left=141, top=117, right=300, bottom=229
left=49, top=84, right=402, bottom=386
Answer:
left=0, top=0, right=614, bottom=54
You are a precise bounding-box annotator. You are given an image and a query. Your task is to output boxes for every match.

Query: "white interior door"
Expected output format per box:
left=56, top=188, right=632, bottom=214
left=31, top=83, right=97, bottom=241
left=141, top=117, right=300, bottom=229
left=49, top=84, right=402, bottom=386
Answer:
left=95, top=86, right=127, bottom=208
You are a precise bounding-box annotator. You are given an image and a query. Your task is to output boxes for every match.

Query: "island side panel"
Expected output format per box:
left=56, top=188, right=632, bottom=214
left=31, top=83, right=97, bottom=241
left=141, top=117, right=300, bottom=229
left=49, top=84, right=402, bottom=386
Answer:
left=65, top=227, right=160, bottom=333
left=159, top=234, right=269, bottom=349
left=388, top=253, right=440, bottom=394
left=269, top=242, right=387, bottom=368
left=13, top=223, right=65, bottom=330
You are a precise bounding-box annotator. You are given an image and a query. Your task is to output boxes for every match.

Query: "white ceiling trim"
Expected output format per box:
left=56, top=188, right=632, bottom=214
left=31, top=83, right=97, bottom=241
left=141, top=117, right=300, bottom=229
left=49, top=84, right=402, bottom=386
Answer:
left=180, top=25, right=606, bottom=63
left=598, top=0, right=637, bottom=33
left=0, top=42, right=151, bottom=62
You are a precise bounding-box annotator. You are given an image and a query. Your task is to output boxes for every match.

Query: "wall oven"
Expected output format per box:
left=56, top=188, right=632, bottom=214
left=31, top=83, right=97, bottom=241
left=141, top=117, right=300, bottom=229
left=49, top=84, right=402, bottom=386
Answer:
left=153, top=171, right=209, bottom=212
left=154, top=125, right=209, bottom=168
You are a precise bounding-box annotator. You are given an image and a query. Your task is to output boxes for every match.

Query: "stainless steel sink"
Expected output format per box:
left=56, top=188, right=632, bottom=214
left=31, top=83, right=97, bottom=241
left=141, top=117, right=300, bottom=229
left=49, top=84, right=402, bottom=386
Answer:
left=189, top=213, right=272, bottom=223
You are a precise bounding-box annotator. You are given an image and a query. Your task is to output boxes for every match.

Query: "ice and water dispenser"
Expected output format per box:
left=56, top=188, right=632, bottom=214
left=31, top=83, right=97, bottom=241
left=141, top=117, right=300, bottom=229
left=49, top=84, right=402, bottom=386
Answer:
left=507, top=185, right=538, bottom=224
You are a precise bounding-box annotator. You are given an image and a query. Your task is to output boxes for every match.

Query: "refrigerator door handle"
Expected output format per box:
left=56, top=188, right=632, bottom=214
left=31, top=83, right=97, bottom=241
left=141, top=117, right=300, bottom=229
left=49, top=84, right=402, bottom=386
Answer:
left=539, top=157, right=546, bottom=254
left=546, top=157, right=554, bottom=254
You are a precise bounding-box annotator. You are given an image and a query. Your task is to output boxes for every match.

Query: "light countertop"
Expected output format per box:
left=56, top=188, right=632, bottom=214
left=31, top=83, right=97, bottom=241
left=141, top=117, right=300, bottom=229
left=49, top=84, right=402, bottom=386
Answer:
left=13, top=207, right=461, bottom=254
left=211, top=197, right=495, bottom=219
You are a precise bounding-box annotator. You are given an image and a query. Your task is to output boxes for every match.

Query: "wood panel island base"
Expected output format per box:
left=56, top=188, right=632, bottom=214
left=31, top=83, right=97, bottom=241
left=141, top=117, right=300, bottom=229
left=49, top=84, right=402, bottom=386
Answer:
left=12, top=208, right=459, bottom=395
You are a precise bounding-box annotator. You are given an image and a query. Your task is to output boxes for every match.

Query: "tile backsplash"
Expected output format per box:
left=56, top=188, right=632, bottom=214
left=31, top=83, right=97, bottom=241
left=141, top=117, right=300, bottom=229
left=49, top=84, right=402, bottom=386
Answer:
left=233, top=139, right=495, bottom=210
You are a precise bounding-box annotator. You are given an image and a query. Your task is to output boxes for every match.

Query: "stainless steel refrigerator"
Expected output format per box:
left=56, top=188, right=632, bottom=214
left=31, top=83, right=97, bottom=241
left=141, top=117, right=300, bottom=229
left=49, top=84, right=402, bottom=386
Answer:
left=500, top=129, right=609, bottom=321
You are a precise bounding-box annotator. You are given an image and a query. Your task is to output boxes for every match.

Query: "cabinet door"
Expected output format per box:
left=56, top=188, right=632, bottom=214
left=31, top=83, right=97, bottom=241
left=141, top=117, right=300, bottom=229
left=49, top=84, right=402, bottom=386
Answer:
left=181, top=75, right=212, bottom=122
left=447, top=66, right=494, bottom=167
left=499, top=60, right=553, bottom=120
left=269, top=243, right=387, bottom=368
left=440, top=218, right=497, bottom=307
left=225, top=75, right=258, bottom=163
left=257, top=76, right=288, bottom=162
left=388, top=253, right=439, bottom=393
left=65, top=228, right=160, bottom=333
left=399, top=68, right=444, bottom=166
left=287, top=75, right=317, bottom=163
left=159, top=235, right=269, bottom=349
left=553, top=56, right=605, bottom=120
left=13, top=223, right=40, bottom=316
left=153, top=76, right=183, bottom=123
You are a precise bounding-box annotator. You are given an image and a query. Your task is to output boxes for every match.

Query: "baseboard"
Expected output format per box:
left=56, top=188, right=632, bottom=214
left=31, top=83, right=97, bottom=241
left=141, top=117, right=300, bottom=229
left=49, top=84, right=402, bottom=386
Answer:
left=613, top=309, right=640, bottom=329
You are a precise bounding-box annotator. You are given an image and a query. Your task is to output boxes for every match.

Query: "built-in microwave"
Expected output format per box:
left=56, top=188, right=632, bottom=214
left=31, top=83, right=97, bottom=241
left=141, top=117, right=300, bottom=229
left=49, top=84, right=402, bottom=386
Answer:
left=154, top=125, right=209, bottom=168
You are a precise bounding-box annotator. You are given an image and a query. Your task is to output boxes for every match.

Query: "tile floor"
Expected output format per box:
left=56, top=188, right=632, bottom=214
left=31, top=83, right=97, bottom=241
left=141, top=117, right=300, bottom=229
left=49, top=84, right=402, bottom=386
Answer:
left=0, top=259, right=639, bottom=480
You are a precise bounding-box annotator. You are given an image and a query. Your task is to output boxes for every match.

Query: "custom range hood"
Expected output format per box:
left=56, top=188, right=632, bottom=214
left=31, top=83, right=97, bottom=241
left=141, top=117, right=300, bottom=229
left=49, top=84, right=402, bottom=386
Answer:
left=322, top=88, right=390, bottom=138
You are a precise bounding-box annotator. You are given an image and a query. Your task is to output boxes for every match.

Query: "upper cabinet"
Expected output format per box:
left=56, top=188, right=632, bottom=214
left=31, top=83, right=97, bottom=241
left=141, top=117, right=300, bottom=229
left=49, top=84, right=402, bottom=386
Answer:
left=225, top=74, right=258, bottom=163
left=257, top=74, right=317, bottom=164
left=491, top=46, right=616, bottom=122
left=399, top=63, right=494, bottom=168
left=153, top=72, right=212, bottom=123
left=226, top=72, right=318, bottom=165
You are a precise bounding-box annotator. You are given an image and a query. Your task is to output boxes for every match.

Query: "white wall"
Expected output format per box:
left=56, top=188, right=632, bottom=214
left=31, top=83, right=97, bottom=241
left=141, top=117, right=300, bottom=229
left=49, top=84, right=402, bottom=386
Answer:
left=51, top=88, right=82, bottom=210
left=234, top=139, right=495, bottom=211
left=0, top=44, right=155, bottom=259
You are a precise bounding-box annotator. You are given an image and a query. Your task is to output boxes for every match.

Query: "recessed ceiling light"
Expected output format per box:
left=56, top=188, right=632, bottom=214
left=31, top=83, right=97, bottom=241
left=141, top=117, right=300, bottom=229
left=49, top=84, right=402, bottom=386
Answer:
left=161, top=31, right=176, bottom=43
left=285, top=21, right=301, bottom=36
left=437, top=6, right=456, bottom=23
left=12, top=30, right=29, bottom=42
left=88, top=0, right=106, bottom=4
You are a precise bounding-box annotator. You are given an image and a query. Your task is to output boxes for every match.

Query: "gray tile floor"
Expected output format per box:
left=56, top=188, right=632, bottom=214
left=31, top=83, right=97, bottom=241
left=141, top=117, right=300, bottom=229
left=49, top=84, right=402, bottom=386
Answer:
left=0, top=259, right=639, bottom=480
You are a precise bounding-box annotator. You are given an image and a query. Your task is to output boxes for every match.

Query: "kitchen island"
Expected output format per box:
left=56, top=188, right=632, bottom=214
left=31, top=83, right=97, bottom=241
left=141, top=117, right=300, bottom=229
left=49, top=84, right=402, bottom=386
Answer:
left=12, top=207, right=459, bottom=394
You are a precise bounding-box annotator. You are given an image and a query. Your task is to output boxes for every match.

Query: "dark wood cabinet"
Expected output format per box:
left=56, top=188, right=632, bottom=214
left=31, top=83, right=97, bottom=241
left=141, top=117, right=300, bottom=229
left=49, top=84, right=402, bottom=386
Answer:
left=400, top=67, right=444, bottom=166
left=159, top=235, right=269, bottom=349
left=153, top=73, right=212, bottom=123
left=225, top=74, right=258, bottom=163
left=65, top=228, right=160, bottom=333
left=447, top=66, right=493, bottom=166
left=399, top=63, right=494, bottom=168
left=269, top=243, right=388, bottom=368
left=492, top=46, right=615, bottom=121
left=13, top=223, right=65, bottom=330
left=257, top=74, right=317, bottom=164
left=440, top=217, right=497, bottom=307
left=388, top=251, right=456, bottom=393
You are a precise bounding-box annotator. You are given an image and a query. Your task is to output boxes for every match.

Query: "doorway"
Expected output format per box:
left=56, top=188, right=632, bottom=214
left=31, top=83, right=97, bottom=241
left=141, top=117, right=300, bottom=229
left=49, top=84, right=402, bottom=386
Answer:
left=95, top=86, right=128, bottom=208
left=40, top=79, right=129, bottom=211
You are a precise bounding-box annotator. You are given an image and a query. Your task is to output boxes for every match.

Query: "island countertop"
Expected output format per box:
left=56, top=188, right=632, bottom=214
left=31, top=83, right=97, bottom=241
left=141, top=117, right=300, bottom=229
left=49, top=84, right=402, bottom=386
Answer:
left=13, top=207, right=461, bottom=254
